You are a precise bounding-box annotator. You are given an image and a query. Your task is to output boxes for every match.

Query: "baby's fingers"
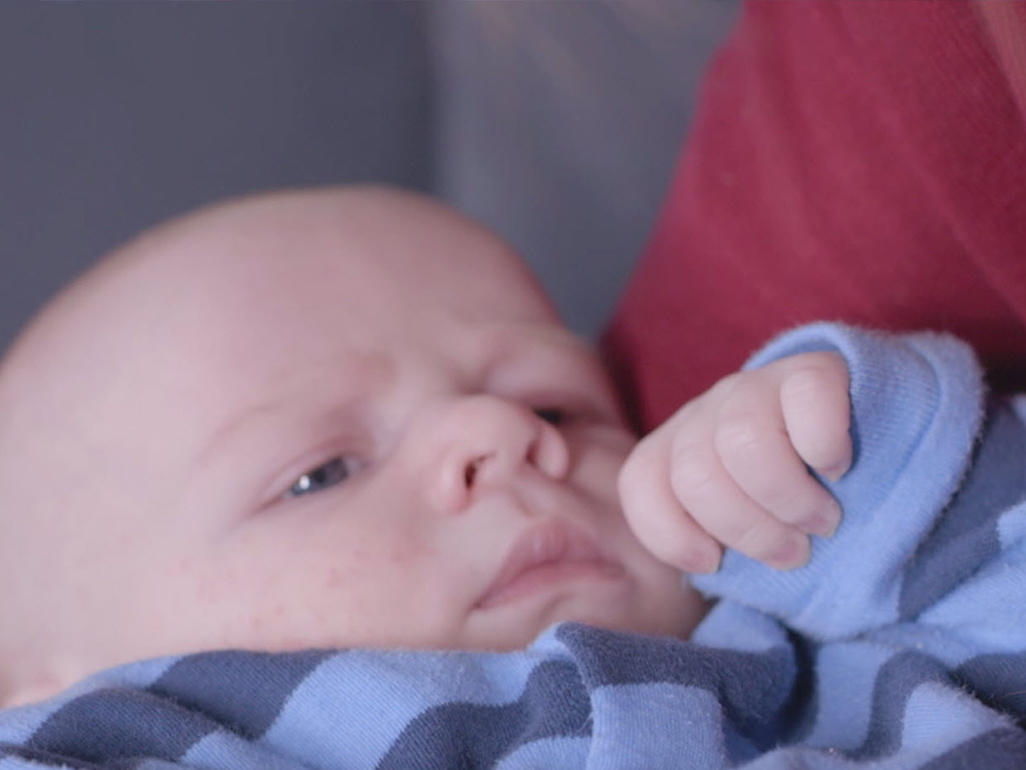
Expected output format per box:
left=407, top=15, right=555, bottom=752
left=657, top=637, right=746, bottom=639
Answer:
left=714, top=373, right=843, bottom=538
left=670, top=434, right=811, bottom=570
left=777, top=352, right=852, bottom=481
left=619, top=434, right=723, bottom=574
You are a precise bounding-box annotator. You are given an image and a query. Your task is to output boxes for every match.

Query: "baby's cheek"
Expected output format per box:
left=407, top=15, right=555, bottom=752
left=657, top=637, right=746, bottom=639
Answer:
left=323, top=565, right=347, bottom=589
left=574, top=444, right=632, bottom=509
left=313, top=536, right=433, bottom=610
left=172, top=554, right=227, bottom=607
left=386, top=536, right=437, bottom=567
left=245, top=601, right=287, bottom=637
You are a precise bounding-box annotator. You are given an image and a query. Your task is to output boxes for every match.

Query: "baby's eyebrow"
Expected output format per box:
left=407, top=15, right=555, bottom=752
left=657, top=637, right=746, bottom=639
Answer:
left=193, top=355, right=392, bottom=467
left=478, top=326, right=615, bottom=404
left=479, top=325, right=595, bottom=372
left=199, top=398, right=291, bottom=460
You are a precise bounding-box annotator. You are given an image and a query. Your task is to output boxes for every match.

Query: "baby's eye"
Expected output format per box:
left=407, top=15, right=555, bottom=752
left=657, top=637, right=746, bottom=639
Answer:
left=533, top=407, right=567, bottom=426
left=285, top=457, right=354, bottom=498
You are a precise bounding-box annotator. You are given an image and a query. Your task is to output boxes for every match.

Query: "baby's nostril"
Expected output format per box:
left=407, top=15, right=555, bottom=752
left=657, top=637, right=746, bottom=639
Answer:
left=526, top=439, right=538, bottom=466
left=464, top=455, right=487, bottom=487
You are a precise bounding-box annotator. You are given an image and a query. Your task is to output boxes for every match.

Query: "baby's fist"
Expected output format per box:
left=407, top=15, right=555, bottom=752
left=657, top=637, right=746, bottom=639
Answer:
left=619, top=352, right=851, bottom=574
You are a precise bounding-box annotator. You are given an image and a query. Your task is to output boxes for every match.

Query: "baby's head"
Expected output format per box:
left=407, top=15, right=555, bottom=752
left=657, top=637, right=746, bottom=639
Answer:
left=0, top=186, right=704, bottom=706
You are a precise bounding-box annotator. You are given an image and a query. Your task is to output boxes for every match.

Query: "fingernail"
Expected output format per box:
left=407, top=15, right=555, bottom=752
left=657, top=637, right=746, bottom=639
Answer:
left=682, top=546, right=721, bottom=574
left=769, top=534, right=809, bottom=570
left=802, top=499, right=842, bottom=537
left=822, top=460, right=851, bottom=482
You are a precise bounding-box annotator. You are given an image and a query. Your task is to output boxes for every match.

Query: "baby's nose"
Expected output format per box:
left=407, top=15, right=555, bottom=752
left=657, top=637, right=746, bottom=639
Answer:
left=428, top=395, right=570, bottom=514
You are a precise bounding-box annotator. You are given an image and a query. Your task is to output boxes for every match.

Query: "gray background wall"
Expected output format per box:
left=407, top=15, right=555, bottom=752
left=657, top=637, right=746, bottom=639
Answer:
left=0, top=2, right=736, bottom=353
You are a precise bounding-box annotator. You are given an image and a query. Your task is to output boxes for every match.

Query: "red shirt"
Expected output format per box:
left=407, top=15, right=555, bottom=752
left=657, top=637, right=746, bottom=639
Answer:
left=604, top=1, right=1026, bottom=431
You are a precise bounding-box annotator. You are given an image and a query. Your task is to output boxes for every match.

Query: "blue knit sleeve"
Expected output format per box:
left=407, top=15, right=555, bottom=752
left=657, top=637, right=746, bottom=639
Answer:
left=690, top=322, right=996, bottom=639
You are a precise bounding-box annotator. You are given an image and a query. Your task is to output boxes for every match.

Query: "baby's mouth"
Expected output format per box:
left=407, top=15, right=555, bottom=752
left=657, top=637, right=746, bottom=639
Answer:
left=475, top=519, right=625, bottom=610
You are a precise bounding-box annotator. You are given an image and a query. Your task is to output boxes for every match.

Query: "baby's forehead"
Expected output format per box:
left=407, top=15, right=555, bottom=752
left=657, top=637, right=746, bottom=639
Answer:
left=4, top=184, right=558, bottom=395
left=4, top=188, right=555, bottom=417
left=130, top=187, right=546, bottom=314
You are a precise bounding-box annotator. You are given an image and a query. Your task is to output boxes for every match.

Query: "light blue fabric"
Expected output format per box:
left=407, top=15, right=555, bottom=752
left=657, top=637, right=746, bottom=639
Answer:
left=2, top=323, right=1024, bottom=769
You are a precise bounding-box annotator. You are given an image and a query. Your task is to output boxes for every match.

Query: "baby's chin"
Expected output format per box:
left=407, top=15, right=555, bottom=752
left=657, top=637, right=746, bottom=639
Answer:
left=463, top=585, right=704, bottom=653
left=562, top=574, right=709, bottom=641
left=556, top=602, right=700, bottom=642
left=477, top=610, right=695, bottom=654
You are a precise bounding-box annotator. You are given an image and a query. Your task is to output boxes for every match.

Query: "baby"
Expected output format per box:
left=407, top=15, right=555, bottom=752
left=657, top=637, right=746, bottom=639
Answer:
left=0, top=185, right=850, bottom=707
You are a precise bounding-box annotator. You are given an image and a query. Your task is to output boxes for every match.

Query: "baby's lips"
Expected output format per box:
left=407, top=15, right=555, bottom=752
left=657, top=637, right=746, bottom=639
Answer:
left=475, top=519, right=621, bottom=609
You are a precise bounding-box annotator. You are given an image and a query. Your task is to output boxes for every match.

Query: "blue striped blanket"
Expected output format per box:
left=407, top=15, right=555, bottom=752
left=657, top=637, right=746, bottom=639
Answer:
left=2, top=324, right=1024, bottom=769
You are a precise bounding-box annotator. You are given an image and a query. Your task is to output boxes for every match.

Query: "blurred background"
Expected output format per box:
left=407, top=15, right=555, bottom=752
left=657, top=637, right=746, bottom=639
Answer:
left=0, top=1, right=736, bottom=352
